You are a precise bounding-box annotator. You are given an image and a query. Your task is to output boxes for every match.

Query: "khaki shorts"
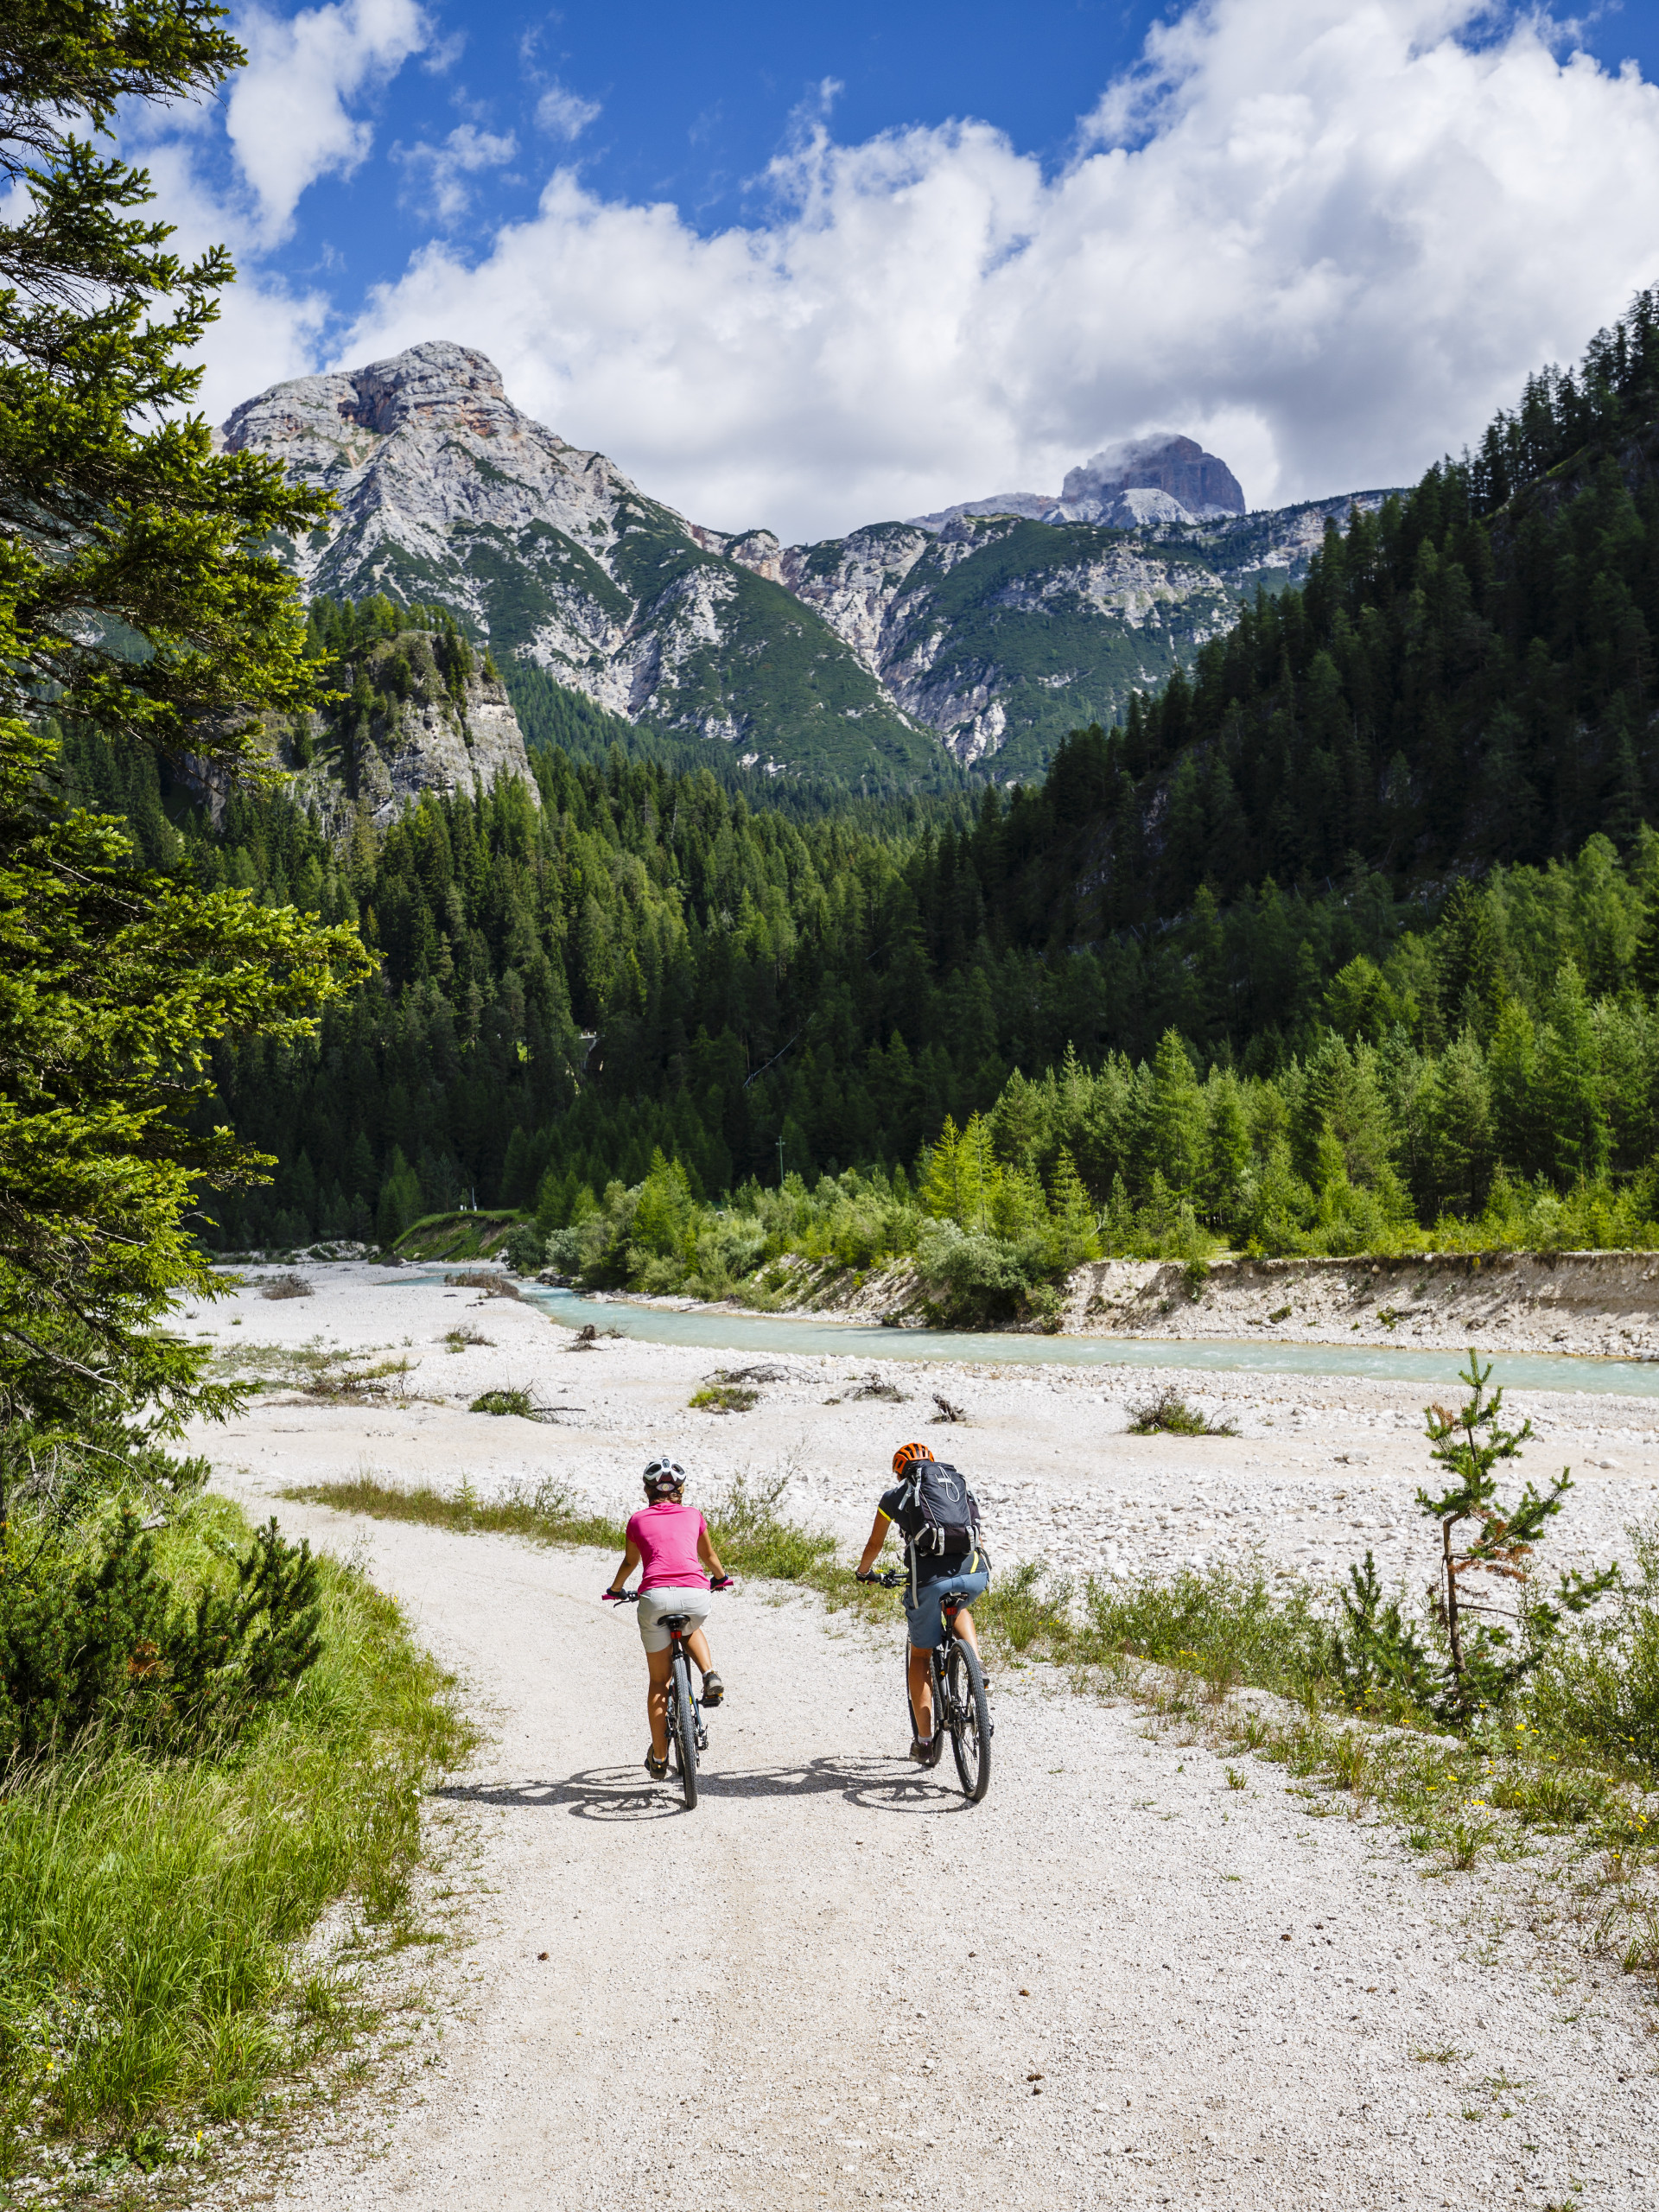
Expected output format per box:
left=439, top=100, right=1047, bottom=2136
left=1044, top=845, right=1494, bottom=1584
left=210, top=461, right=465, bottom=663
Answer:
left=636, top=1585, right=711, bottom=1652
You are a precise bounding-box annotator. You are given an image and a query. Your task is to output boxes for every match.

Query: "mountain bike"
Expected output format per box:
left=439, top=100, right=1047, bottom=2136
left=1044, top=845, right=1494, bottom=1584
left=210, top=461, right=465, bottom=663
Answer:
left=865, top=1568, right=992, bottom=1802
left=613, top=1592, right=709, bottom=1810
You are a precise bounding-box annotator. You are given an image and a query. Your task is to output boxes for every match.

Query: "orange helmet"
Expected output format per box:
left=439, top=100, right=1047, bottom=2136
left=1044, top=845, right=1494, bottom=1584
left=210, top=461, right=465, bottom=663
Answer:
left=892, top=1440, right=936, bottom=1475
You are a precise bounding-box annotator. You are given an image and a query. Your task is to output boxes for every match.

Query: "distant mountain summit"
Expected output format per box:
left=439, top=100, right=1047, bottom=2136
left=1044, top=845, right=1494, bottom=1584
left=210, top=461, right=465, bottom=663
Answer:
left=227, top=344, right=1391, bottom=779
left=910, top=432, right=1246, bottom=531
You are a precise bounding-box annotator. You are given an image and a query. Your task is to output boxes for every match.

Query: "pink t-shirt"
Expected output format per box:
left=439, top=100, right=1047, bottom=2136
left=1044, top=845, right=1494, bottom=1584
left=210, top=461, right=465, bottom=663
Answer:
left=627, top=1500, right=709, bottom=1592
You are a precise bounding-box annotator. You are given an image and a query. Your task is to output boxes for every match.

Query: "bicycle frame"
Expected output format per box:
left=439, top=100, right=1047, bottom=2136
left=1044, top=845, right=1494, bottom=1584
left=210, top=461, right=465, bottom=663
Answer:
left=911, top=1592, right=966, bottom=1751
left=660, top=1617, right=709, bottom=1753
left=612, top=1591, right=713, bottom=1808
left=873, top=1573, right=991, bottom=1802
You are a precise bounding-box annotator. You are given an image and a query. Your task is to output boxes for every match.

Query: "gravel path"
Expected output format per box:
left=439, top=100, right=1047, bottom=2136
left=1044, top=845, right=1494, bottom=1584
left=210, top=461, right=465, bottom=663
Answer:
left=213, top=1475, right=1657, bottom=2212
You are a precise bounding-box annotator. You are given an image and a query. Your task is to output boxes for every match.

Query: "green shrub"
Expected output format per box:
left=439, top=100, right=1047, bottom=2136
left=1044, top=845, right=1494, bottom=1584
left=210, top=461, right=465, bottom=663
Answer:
left=0, top=1510, right=321, bottom=1761
left=469, top=1386, right=539, bottom=1418
left=706, top=1471, right=837, bottom=1581
left=0, top=1503, right=466, bottom=2144
left=689, top=1382, right=758, bottom=1414
left=1526, top=1518, right=1659, bottom=1776
left=501, top=1221, right=543, bottom=1274
left=1126, top=1389, right=1236, bottom=1436
left=913, top=1223, right=1055, bottom=1327
left=1081, top=1561, right=1333, bottom=1697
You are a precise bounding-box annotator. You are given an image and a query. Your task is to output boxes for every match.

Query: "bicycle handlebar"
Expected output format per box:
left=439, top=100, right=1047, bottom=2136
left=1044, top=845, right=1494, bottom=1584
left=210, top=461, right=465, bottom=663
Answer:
left=604, top=1583, right=734, bottom=1603
left=858, top=1569, right=906, bottom=1589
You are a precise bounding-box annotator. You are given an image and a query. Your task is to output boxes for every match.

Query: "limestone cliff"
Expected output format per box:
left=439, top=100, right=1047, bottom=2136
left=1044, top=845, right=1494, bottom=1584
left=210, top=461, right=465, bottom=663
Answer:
left=224, top=342, right=1399, bottom=780
left=221, top=343, right=932, bottom=780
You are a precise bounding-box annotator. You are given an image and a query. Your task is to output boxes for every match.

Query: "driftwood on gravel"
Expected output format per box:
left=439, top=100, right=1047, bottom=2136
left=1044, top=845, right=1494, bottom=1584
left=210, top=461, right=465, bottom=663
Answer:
left=446, top=1269, right=520, bottom=1300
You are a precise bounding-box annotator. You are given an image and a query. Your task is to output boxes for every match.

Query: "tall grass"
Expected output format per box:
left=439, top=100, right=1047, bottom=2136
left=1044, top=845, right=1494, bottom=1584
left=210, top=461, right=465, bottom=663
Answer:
left=280, top=1471, right=838, bottom=1583
left=0, top=1497, right=467, bottom=2164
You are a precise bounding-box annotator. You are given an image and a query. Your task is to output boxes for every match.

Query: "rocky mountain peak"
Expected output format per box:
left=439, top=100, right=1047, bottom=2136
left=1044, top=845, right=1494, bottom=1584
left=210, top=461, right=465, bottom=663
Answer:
left=1060, top=435, right=1244, bottom=523
left=220, top=340, right=536, bottom=461
left=910, top=431, right=1247, bottom=532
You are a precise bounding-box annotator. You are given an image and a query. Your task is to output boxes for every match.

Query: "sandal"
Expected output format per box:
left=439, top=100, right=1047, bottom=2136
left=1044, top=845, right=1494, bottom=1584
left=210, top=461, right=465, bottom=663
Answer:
left=645, top=1748, right=669, bottom=1780
left=701, top=1672, right=725, bottom=1707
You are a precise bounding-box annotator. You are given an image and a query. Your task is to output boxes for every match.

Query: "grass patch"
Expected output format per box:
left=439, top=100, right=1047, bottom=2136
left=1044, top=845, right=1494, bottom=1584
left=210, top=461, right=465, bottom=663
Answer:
left=689, top=1382, right=759, bottom=1414
left=260, top=1272, right=313, bottom=1300
left=441, top=1325, right=492, bottom=1352
left=391, top=1211, right=519, bottom=1263
left=281, top=1474, right=626, bottom=1553
left=468, top=1387, right=538, bottom=1419
left=283, top=1469, right=836, bottom=1586
left=212, top=1338, right=415, bottom=1404
left=0, top=1496, right=468, bottom=2172
left=1125, top=1389, right=1237, bottom=1437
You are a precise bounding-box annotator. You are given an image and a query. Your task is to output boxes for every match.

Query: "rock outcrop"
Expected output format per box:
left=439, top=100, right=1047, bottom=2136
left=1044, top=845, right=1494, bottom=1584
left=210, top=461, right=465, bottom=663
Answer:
left=359, top=668, right=537, bottom=828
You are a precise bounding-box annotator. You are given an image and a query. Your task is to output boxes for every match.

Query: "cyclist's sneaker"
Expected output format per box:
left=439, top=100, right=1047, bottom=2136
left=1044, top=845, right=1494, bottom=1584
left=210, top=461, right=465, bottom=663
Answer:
left=645, top=1748, right=669, bottom=1780
left=701, top=1671, right=725, bottom=1707
left=909, top=1733, right=933, bottom=1764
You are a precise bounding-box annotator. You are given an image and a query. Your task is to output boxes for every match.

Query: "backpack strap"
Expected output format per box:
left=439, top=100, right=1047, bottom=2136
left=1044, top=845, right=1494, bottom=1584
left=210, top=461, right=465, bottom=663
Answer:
left=903, top=1464, right=925, bottom=1604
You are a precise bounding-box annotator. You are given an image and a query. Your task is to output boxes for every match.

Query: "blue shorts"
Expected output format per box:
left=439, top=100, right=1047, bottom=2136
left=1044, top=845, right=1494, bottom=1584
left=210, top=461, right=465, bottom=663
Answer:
left=903, top=1565, right=989, bottom=1650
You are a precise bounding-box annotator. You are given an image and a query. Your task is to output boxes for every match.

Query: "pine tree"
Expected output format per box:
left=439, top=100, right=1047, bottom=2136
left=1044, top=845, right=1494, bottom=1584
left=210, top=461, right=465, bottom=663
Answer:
left=1044, top=1147, right=1100, bottom=1267
left=1415, top=1354, right=1615, bottom=1724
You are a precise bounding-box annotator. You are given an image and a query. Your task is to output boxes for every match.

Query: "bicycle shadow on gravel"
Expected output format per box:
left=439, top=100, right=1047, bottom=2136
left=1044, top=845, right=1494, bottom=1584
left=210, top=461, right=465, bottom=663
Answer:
left=432, top=1759, right=982, bottom=1822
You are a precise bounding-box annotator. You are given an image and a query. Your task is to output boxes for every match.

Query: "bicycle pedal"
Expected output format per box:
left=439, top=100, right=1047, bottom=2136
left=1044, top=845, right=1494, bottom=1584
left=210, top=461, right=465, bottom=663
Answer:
left=695, top=1724, right=709, bottom=1751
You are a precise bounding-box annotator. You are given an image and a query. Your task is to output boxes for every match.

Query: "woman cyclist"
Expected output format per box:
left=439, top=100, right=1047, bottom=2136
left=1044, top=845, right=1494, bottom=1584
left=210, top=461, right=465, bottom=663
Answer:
left=855, top=1440, right=988, bottom=1763
left=603, top=1457, right=732, bottom=1781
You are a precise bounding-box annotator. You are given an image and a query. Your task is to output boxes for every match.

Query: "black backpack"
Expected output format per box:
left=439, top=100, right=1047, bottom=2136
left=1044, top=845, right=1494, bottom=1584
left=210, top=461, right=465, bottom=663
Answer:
left=897, top=1460, right=982, bottom=1566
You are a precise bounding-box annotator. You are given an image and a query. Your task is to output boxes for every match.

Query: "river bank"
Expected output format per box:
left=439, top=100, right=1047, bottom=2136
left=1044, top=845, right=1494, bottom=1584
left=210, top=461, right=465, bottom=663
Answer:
left=740, top=1243, right=1659, bottom=1361
left=197, top=1263, right=1659, bottom=1601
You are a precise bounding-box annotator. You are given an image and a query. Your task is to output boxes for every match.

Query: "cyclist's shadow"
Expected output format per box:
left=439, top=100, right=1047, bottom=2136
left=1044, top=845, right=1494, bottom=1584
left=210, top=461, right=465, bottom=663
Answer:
left=433, top=1757, right=976, bottom=1822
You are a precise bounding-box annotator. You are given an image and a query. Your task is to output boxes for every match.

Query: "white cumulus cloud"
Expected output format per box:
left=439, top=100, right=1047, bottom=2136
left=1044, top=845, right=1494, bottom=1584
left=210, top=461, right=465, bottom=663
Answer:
left=396, top=122, right=518, bottom=225
left=227, top=0, right=431, bottom=241
left=206, top=0, right=1659, bottom=542
left=536, top=81, right=601, bottom=142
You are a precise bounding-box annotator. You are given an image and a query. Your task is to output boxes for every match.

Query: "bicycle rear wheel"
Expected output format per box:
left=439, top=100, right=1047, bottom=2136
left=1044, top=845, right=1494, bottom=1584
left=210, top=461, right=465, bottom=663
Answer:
left=944, top=1640, right=991, bottom=1802
left=670, top=1649, right=699, bottom=1809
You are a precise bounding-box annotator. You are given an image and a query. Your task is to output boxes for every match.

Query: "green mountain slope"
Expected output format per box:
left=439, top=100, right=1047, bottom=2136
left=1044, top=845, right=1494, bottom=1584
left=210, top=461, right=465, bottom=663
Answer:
left=709, top=493, right=1395, bottom=779
left=973, top=283, right=1659, bottom=933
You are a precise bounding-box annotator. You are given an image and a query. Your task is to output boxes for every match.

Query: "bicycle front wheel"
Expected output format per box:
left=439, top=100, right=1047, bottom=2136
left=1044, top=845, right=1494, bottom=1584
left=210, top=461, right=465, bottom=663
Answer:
left=670, top=1649, right=699, bottom=1809
left=945, top=1641, right=991, bottom=1802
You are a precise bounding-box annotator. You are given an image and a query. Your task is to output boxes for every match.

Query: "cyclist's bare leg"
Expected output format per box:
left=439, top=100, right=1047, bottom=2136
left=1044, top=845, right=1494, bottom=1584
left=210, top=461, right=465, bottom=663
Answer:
left=645, top=1644, right=674, bottom=1758
left=685, top=1626, right=714, bottom=1675
left=950, top=1606, right=982, bottom=1658
left=907, top=1643, right=935, bottom=1738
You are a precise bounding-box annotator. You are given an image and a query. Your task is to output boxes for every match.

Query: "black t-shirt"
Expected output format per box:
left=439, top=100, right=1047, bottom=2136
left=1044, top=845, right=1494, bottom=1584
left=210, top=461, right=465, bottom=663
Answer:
left=877, top=1479, right=918, bottom=1548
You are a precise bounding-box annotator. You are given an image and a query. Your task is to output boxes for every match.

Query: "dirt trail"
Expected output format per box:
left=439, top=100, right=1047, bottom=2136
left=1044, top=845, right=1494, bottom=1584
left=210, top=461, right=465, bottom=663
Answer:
left=218, top=1476, right=1656, bottom=2212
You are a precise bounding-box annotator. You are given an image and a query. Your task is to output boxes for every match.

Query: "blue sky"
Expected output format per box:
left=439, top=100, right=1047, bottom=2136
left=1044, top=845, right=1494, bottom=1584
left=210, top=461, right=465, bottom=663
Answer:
left=148, top=1, right=1659, bottom=539
left=239, top=3, right=1181, bottom=299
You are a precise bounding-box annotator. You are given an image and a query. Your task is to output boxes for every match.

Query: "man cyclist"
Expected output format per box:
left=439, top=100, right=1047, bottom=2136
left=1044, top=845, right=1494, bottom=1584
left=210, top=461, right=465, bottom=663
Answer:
left=855, top=1440, right=988, bottom=1764
left=602, top=1457, right=732, bottom=1781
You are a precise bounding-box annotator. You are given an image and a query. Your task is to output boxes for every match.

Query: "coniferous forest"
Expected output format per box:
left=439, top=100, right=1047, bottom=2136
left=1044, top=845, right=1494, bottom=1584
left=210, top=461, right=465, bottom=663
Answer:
left=65, top=284, right=1659, bottom=1277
